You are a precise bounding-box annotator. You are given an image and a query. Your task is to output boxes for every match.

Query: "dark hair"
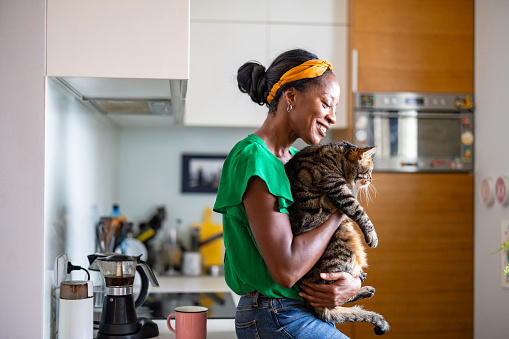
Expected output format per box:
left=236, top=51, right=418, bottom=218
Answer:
left=237, top=49, right=331, bottom=113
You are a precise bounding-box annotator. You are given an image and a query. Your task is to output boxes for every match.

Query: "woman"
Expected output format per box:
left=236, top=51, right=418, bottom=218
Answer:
left=213, top=49, right=361, bottom=338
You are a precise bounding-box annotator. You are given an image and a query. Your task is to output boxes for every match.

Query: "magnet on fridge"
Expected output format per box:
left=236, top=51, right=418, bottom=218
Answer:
left=480, top=177, right=494, bottom=206
left=495, top=176, right=509, bottom=206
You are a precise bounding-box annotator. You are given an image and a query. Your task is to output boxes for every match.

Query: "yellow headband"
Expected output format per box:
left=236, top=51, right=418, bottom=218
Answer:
left=266, top=59, right=333, bottom=104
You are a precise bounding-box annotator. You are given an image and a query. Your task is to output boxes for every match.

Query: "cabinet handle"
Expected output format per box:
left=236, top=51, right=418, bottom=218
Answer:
left=352, top=49, right=358, bottom=92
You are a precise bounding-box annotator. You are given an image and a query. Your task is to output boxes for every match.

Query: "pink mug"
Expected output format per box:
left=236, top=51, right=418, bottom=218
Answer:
left=167, top=306, right=208, bottom=339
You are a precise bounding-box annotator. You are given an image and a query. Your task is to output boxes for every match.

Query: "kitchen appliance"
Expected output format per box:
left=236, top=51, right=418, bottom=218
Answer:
left=92, top=254, right=160, bottom=339
left=52, top=77, right=187, bottom=125
left=353, top=92, right=474, bottom=172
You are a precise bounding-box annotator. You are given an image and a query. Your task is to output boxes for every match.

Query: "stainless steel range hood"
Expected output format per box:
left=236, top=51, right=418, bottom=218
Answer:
left=54, top=77, right=187, bottom=124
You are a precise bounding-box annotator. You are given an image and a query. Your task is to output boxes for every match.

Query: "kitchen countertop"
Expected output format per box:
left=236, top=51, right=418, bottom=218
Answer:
left=148, top=275, right=238, bottom=338
left=149, top=274, right=240, bottom=305
left=150, top=274, right=236, bottom=295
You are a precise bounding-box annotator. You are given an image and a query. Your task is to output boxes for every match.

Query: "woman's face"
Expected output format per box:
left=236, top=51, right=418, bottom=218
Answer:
left=288, top=72, right=340, bottom=145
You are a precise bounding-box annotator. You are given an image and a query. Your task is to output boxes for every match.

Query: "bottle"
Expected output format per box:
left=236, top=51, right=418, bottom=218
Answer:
left=162, top=219, right=183, bottom=275
left=110, top=204, right=121, bottom=217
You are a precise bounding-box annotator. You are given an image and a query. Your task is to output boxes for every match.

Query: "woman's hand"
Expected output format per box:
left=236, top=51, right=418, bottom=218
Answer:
left=299, top=272, right=361, bottom=308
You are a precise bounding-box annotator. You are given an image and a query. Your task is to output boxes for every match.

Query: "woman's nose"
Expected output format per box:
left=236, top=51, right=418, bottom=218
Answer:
left=326, top=107, right=337, bottom=125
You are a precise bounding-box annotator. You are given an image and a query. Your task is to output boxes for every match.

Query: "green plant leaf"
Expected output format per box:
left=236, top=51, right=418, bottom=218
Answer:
left=492, top=239, right=509, bottom=255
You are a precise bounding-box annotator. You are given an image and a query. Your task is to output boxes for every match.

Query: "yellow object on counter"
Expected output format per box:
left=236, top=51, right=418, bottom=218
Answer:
left=191, top=207, right=224, bottom=269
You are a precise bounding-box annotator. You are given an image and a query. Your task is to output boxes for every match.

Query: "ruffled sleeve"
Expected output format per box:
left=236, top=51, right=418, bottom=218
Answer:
left=214, top=135, right=295, bottom=215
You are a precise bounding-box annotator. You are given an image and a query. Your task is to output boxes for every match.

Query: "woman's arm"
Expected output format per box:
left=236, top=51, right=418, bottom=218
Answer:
left=243, top=176, right=344, bottom=288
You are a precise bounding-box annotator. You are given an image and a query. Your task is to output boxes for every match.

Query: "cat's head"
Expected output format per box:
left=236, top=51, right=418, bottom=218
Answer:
left=354, top=146, right=377, bottom=188
left=340, top=143, right=377, bottom=188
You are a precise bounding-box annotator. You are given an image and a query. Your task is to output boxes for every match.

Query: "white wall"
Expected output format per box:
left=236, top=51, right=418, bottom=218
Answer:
left=44, top=79, right=120, bottom=336
left=45, top=78, right=120, bottom=269
left=0, top=1, right=45, bottom=337
left=475, top=1, right=509, bottom=337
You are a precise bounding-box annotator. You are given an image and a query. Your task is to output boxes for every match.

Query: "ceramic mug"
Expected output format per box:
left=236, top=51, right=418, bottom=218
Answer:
left=167, top=306, right=208, bottom=339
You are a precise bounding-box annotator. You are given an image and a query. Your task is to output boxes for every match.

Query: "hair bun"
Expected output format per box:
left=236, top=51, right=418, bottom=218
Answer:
left=237, top=61, right=268, bottom=106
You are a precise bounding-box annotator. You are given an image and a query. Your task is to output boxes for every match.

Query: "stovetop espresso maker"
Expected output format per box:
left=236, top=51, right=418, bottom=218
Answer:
left=89, top=253, right=160, bottom=339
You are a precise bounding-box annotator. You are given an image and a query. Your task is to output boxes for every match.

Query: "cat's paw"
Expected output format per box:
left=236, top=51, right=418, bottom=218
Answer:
left=365, top=232, right=378, bottom=248
left=374, top=320, right=390, bottom=335
left=358, top=286, right=375, bottom=299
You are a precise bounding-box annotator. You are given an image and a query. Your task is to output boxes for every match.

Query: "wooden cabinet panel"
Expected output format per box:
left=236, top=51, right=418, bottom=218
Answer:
left=348, top=173, right=473, bottom=338
left=351, top=0, right=474, bottom=93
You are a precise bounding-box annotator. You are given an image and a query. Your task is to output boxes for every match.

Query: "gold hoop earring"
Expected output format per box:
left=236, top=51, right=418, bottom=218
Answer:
left=287, top=105, right=293, bottom=113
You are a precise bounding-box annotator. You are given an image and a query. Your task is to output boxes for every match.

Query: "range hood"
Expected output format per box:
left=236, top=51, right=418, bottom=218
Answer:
left=54, top=77, right=187, bottom=124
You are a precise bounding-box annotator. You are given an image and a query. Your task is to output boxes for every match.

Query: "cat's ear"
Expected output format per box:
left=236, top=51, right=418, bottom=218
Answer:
left=361, top=146, right=377, bottom=158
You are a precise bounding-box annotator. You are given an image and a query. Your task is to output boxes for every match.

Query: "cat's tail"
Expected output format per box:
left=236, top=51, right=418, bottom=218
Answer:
left=315, top=305, right=390, bottom=335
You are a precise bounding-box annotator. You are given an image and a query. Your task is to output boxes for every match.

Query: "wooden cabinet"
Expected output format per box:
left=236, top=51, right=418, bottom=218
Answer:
left=341, top=173, right=473, bottom=338
left=350, top=0, right=474, bottom=93
left=46, top=0, right=189, bottom=79
left=185, top=0, right=349, bottom=128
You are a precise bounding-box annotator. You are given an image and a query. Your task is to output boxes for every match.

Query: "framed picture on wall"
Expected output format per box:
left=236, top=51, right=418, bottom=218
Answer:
left=181, top=154, right=227, bottom=193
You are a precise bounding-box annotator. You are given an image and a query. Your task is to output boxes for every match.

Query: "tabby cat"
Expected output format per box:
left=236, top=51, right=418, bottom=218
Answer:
left=285, top=141, right=389, bottom=335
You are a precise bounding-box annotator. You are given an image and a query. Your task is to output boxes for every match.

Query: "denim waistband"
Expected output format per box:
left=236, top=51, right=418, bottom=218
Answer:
left=240, top=291, right=306, bottom=310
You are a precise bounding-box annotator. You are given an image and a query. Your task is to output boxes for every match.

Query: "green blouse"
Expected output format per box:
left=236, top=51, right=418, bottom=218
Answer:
left=213, top=134, right=301, bottom=300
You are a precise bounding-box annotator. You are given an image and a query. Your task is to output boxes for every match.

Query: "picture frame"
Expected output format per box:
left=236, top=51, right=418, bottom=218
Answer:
left=181, top=154, right=227, bottom=193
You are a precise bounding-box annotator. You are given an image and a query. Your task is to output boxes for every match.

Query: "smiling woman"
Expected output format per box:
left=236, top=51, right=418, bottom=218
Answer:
left=213, top=49, right=359, bottom=339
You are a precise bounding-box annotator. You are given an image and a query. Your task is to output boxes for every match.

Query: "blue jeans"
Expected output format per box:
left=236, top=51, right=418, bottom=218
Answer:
left=235, top=292, right=350, bottom=339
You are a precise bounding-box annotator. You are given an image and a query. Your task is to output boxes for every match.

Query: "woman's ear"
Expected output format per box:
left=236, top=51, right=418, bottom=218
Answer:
left=282, top=87, right=295, bottom=107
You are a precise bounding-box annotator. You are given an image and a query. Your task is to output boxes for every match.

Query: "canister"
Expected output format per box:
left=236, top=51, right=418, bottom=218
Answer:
left=58, top=280, right=93, bottom=339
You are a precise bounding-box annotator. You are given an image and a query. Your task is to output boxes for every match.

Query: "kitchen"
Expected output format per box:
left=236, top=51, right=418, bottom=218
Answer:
left=1, top=0, right=509, bottom=338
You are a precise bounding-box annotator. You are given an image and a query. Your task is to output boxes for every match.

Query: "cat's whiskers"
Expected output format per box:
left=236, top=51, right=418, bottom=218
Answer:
left=358, top=181, right=378, bottom=206
left=368, top=183, right=378, bottom=203
left=369, top=181, right=378, bottom=197
left=357, top=184, right=371, bottom=206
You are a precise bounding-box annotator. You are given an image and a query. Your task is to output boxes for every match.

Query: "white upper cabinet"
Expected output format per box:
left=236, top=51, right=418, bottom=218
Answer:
left=46, top=0, right=189, bottom=80
left=190, top=0, right=267, bottom=22
left=268, top=0, right=348, bottom=25
left=184, top=22, right=268, bottom=127
left=185, top=0, right=349, bottom=128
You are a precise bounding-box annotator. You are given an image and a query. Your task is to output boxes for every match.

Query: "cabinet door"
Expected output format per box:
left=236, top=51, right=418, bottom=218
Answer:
left=355, top=173, right=474, bottom=339
left=191, top=0, right=267, bottom=22
left=352, top=0, right=474, bottom=93
left=47, top=0, right=189, bottom=79
left=269, top=0, right=348, bottom=25
left=268, top=24, right=349, bottom=129
left=184, top=22, right=268, bottom=127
